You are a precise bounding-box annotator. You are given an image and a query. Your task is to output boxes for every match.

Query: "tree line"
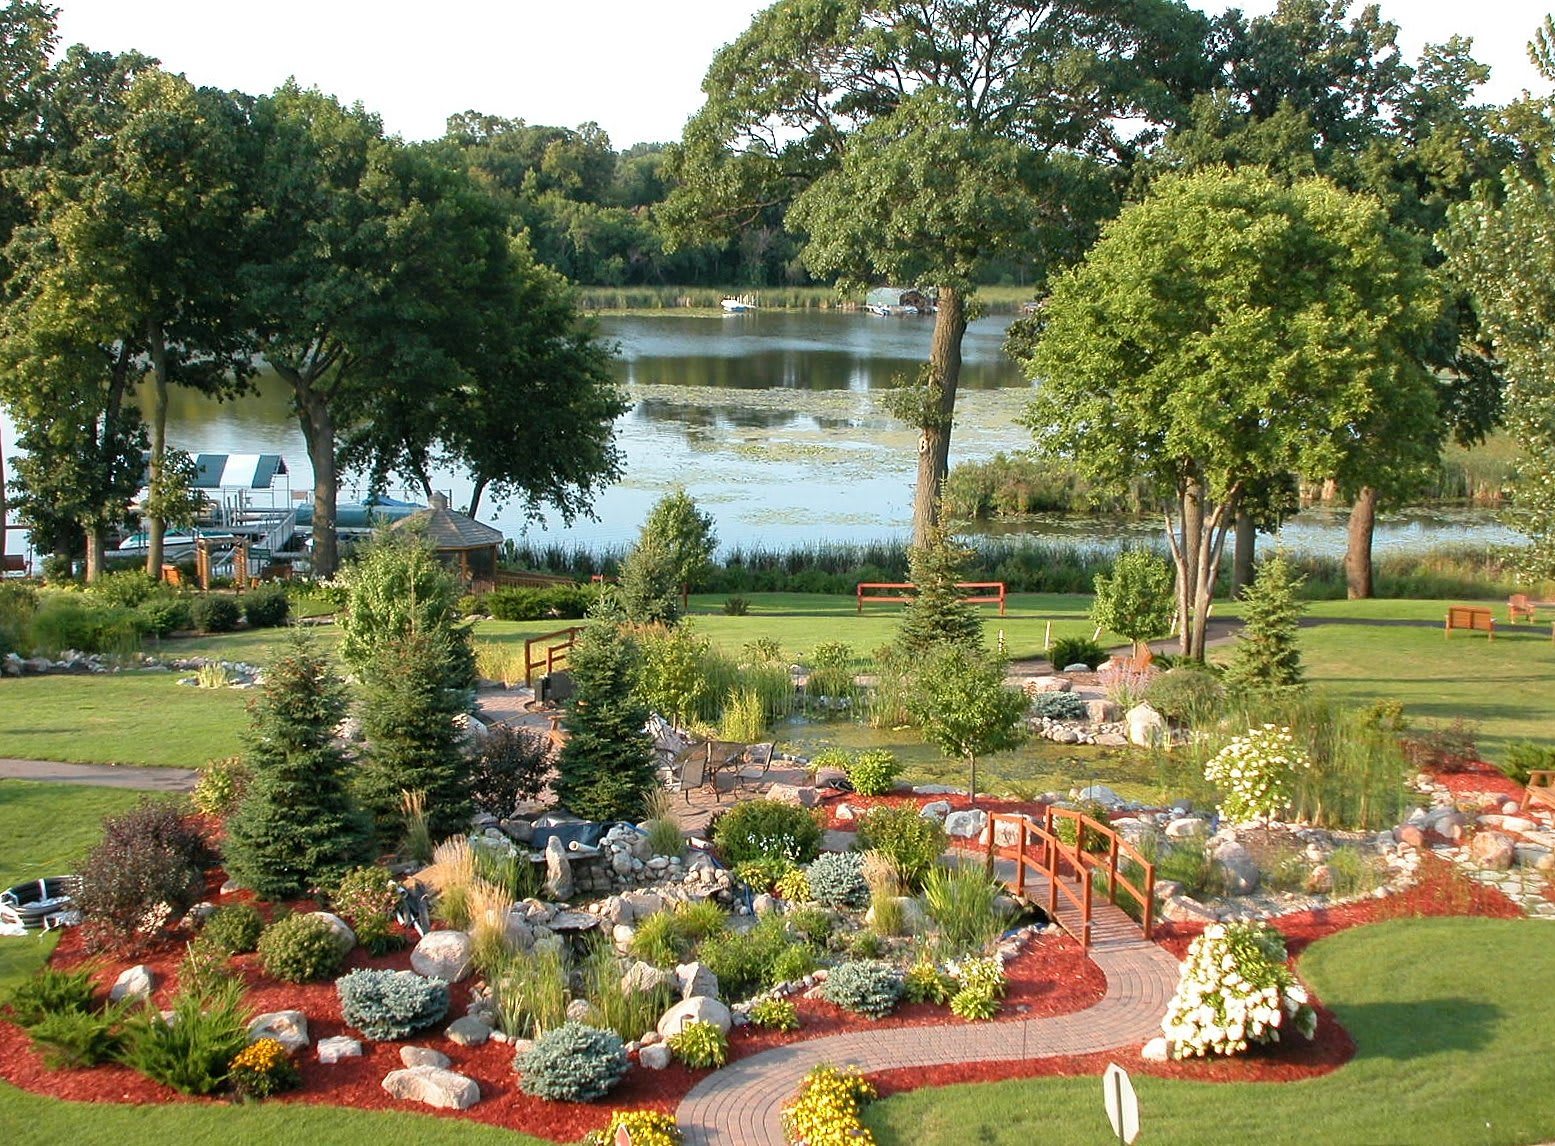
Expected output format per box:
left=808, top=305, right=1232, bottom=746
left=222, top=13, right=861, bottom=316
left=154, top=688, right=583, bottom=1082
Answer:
left=661, top=0, right=1555, bottom=658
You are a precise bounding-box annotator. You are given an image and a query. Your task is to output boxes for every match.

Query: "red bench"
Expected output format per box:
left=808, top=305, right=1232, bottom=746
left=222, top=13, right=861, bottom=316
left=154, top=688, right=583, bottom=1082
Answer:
left=856, top=581, right=1006, bottom=615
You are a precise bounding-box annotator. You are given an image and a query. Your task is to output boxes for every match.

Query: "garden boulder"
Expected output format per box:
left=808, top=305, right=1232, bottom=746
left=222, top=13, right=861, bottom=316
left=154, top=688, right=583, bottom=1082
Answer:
left=317, top=1036, right=362, bottom=1064
left=411, top=929, right=474, bottom=982
left=381, top=1065, right=481, bottom=1110
left=445, top=1016, right=492, bottom=1047
left=1470, top=831, right=1516, bottom=871
left=308, top=911, right=357, bottom=955
left=249, top=1010, right=310, bottom=1052
left=676, top=960, right=720, bottom=1000
left=657, top=996, right=732, bottom=1037
left=544, top=836, right=574, bottom=900
left=621, top=961, right=675, bottom=996
left=638, top=1043, right=672, bottom=1070
left=400, top=1046, right=451, bottom=1069
left=944, top=809, right=989, bottom=840
left=109, top=964, right=155, bottom=1003
left=1125, top=704, right=1168, bottom=747
left=1208, top=839, right=1260, bottom=894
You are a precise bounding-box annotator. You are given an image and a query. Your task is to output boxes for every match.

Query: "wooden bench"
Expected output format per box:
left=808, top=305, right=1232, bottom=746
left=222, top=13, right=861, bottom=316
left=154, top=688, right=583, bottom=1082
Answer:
left=1, top=554, right=25, bottom=575
left=856, top=580, right=1006, bottom=615
left=1445, top=605, right=1494, bottom=639
left=1523, top=771, right=1555, bottom=815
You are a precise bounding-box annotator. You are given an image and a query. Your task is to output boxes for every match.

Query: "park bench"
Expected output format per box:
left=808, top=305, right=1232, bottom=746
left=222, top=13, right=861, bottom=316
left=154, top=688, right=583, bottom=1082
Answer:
left=856, top=580, right=1006, bottom=615
left=1444, top=605, right=1494, bottom=639
left=1, top=554, right=25, bottom=576
left=1522, top=771, right=1555, bottom=816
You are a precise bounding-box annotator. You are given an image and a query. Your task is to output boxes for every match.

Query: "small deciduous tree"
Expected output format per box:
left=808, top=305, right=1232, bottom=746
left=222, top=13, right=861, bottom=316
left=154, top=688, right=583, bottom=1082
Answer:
left=1091, top=550, right=1175, bottom=656
left=905, top=647, right=1027, bottom=807
left=338, top=530, right=474, bottom=690
left=896, top=523, right=982, bottom=656
left=225, top=635, right=371, bottom=899
left=618, top=531, right=683, bottom=628
left=553, top=621, right=657, bottom=822
left=635, top=489, right=717, bottom=607
left=1221, top=554, right=1307, bottom=695
left=635, top=622, right=713, bottom=728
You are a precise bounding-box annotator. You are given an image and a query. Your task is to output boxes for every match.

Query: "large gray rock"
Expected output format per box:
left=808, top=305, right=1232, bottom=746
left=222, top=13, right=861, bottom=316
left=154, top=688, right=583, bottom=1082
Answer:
left=1085, top=699, right=1122, bottom=723
left=622, top=961, right=676, bottom=996
left=1160, top=895, right=1220, bottom=924
left=411, top=930, right=474, bottom=982
left=944, top=809, right=989, bottom=839
left=1125, top=704, right=1168, bottom=747
left=381, top=1065, right=481, bottom=1110
left=317, top=1035, right=362, bottom=1064
left=919, top=800, right=952, bottom=821
left=1209, top=840, right=1260, bottom=894
left=657, top=996, right=732, bottom=1037
left=308, top=911, right=357, bottom=955
left=445, top=1015, right=492, bottom=1047
left=676, top=960, right=720, bottom=1001
left=248, top=1010, right=310, bottom=1052
left=620, top=891, right=666, bottom=923
left=1164, top=817, right=1208, bottom=841
left=1074, top=784, right=1124, bottom=808
left=766, top=783, right=819, bottom=808
left=638, top=1043, right=672, bottom=1070
left=400, top=1046, right=451, bottom=1069
left=109, top=964, right=155, bottom=1003
left=1030, top=675, right=1072, bottom=693
left=544, top=836, right=574, bottom=900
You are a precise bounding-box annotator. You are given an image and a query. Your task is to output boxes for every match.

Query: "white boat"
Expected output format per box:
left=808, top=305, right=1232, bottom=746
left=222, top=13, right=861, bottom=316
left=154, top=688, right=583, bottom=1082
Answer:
left=720, top=297, right=757, bottom=312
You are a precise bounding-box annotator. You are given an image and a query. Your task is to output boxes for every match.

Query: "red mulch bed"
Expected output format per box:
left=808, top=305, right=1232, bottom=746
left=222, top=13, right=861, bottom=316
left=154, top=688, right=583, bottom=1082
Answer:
left=1, top=898, right=1101, bottom=1140
left=1425, top=759, right=1525, bottom=805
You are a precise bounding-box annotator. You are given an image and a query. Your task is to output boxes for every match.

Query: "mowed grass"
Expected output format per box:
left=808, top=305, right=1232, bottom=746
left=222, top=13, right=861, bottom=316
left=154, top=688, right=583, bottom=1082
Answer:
left=865, top=916, right=1555, bottom=1146
left=0, top=780, right=546, bottom=1145
left=0, top=674, right=251, bottom=768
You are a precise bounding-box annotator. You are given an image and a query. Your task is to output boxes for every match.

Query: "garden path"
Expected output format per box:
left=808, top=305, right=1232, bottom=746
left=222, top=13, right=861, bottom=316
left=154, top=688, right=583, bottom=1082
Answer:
left=674, top=890, right=1178, bottom=1145
left=0, top=759, right=198, bottom=790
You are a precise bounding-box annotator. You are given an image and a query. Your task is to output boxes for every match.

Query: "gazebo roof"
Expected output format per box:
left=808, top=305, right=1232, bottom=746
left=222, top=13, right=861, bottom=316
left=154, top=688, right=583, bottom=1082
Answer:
left=392, top=492, right=503, bottom=550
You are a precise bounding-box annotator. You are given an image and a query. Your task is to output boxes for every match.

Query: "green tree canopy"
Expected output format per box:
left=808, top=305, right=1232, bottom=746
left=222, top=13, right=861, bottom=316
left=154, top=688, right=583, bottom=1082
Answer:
left=905, top=647, right=1027, bottom=806
left=664, top=0, right=1211, bottom=545
left=1018, top=167, right=1438, bottom=659
left=1091, top=549, right=1175, bottom=654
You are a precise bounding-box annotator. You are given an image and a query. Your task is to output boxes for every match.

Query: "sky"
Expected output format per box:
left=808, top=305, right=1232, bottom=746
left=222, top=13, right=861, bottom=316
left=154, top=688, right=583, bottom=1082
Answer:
left=48, top=0, right=1554, bottom=149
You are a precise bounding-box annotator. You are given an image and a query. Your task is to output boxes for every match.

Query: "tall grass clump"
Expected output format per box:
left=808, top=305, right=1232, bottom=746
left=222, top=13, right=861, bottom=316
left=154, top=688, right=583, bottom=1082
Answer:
left=491, top=944, right=570, bottom=1038
left=429, top=837, right=478, bottom=929
left=921, top=863, right=1008, bottom=955
left=474, top=641, right=525, bottom=687
left=862, top=851, right=907, bottom=937
left=400, top=789, right=433, bottom=864
left=581, top=938, right=675, bottom=1042
left=467, top=881, right=515, bottom=975
left=643, top=789, right=685, bottom=859
left=719, top=685, right=768, bottom=742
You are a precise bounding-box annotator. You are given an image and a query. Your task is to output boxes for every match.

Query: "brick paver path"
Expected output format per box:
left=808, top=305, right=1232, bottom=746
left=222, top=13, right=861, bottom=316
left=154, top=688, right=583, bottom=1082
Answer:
left=675, top=884, right=1179, bottom=1145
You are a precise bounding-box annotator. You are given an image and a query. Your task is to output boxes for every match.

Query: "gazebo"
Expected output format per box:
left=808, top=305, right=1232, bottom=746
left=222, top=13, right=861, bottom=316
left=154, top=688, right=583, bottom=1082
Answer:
left=391, top=492, right=503, bottom=587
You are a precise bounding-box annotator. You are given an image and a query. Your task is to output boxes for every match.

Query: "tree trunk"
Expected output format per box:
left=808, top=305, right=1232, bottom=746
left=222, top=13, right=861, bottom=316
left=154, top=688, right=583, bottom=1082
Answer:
left=0, top=430, right=7, bottom=570
left=85, top=527, right=105, bottom=583
left=467, top=476, right=489, bottom=520
left=1232, top=509, right=1256, bottom=597
left=911, top=286, right=968, bottom=548
left=1177, top=475, right=1204, bottom=656
left=144, top=321, right=170, bottom=578
left=967, top=752, right=978, bottom=809
left=297, top=387, right=339, bottom=578
left=1345, top=486, right=1378, bottom=600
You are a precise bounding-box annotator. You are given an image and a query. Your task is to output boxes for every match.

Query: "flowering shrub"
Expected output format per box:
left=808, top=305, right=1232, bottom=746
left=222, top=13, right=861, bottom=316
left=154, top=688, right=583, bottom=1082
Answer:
left=228, top=1037, right=300, bottom=1099
left=748, top=996, right=801, bottom=1031
left=582, top=1111, right=683, bottom=1146
left=948, top=955, right=1006, bottom=1021
left=1204, top=724, right=1311, bottom=824
left=331, top=866, right=403, bottom=955
left=666, top=1019, right=729, bottom=1068
left=712, top=799, right=824, bottom=866
left=1161, top=921, right=1316, bottom=1058
left=782, top=1064, right=877, bottom=1146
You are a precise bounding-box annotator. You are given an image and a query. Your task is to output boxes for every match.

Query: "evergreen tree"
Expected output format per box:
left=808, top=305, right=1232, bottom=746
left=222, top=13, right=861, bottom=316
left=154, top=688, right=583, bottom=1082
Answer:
left=225, top=635, right=371, bottom=898
left=1222, top=554, right=1307, bottom=694
left=354, top=628, right=472, bottom=842
left=896, top=523, right=982, bottom=655
left=618, top=531, right=682, bottom=627
left=554, top=621, right=657, bottom=822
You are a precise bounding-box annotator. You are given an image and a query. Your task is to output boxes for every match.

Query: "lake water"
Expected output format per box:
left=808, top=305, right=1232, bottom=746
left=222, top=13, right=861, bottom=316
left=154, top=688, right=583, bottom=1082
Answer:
left=0, top=309, right=1523, bottom=559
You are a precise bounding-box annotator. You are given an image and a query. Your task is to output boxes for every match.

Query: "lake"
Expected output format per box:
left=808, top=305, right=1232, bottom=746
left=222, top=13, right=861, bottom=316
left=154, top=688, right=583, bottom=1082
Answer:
left=0, top=309, right=1523, bottom=559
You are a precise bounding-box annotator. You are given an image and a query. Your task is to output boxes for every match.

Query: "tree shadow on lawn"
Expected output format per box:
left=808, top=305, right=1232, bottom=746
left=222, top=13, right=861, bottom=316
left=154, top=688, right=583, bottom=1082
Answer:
left=1342, top=998, right=1499, bottom=1062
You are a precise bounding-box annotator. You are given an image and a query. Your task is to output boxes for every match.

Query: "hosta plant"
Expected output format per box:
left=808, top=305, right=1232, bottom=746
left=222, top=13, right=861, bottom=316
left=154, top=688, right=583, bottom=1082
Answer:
left=666, top=1019, right=729, bottom=1068
left=747, top=996, right=800, bottom=1031
left=947, top=955, right=1006, bottom=1021
left=1204, top=724, right=1311, bottom=824
left=1161, top=921, right=1316, bottom=1058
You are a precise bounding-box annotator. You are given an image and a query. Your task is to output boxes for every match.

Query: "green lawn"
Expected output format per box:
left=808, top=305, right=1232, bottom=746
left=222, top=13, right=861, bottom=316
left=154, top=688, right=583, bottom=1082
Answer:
left=865, top=916, right=1555, bottom=1146
left=0, top=674, right=251, bottom=767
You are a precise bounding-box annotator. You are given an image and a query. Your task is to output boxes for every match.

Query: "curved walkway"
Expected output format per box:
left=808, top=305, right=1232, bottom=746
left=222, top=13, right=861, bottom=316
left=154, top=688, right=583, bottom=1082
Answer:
left=674, top=897, right=1179, bottom=1145
left=0, top=759, right=199, bottom=791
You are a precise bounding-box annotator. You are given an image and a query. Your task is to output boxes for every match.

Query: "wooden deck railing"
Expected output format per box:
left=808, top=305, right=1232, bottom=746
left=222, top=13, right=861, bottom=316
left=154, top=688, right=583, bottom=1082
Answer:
left=856, top=580, right=1006, bottom=615
left=524, top=626, right=585, bottom=688
left=981, top=808, right=1155, bottom=950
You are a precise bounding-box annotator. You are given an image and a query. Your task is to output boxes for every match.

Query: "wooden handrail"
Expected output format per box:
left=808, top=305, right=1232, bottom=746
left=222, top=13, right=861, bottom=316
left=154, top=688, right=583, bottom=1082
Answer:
left=980, top=809, right=1155, bottom=948
left=523, top=625, right=585, bottom=688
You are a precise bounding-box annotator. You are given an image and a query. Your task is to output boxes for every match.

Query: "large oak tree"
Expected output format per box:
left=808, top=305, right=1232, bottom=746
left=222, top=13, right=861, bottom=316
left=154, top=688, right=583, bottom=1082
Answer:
left=1018, top=167, right=1438, bottom=659
left=663, top=0, right=1211, bottom=545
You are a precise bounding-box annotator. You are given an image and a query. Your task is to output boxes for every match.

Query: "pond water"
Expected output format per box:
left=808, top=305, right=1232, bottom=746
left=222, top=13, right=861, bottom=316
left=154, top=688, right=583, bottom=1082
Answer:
left=0, top=309, right=1523, bottom=558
